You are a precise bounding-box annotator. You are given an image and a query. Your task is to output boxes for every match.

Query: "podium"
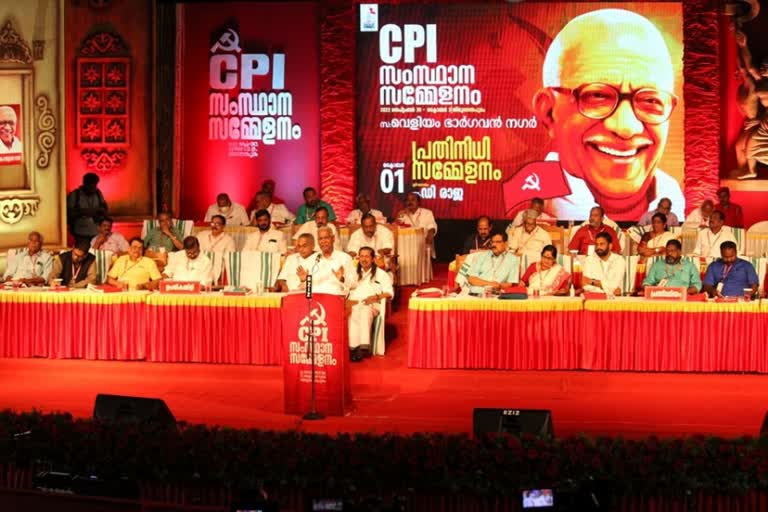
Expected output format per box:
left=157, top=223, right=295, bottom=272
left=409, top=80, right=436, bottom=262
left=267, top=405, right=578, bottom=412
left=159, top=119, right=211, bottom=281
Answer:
left=281, top=293, right=351, bottom=416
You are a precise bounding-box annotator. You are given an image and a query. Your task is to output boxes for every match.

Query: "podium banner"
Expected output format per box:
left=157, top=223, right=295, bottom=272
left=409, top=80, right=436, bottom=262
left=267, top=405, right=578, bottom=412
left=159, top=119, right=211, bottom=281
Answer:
left=282, top=293, right=350, bottom=416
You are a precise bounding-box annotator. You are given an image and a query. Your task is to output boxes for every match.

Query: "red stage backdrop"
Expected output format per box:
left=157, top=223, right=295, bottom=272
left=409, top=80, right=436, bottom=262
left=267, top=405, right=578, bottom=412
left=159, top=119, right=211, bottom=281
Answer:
left=176, top=2, right=320, bottom=219
left=356, top=2, right=684, bottom=222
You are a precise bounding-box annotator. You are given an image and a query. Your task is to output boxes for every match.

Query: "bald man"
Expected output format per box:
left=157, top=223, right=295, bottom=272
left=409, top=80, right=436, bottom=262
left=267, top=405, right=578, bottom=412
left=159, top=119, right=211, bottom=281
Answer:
left=0, top=106, right=21, bottom=153
left=531, top=9, right=684, bottom=222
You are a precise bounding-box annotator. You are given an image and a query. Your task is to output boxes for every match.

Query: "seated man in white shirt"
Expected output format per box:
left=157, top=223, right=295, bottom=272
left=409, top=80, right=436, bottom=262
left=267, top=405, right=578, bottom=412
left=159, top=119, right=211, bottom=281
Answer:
left=3, top=231, right=53, bottom=286
left=293, top=206, right=341, bottom=251
left=582, top=232, right=626, bottom=296
left=507, top=209, right=552, bottom=263
left=243, top=209, right=288, bottom=253
left=314, top=226, right=356, bottom=295
left=346, top=194, right=385, bottom=225
left=162, top=236, right=214, bottom=287
left=683, top=199, right=714, bottom=229
left=395, top=191, right=437, bottom=256
left=204, top=192, right=249, bottom=226
left=348, top=246, right=394, bottom=362
left=692, top=210, right=738, bottom=258
left=346, top=213, right=394, bottom=260
left=510, top=197, right=556, bottom=228
left=248, top=191, right=295, bottom=226
left=275, top=233, right=318, bottom=292
left=90, top=216, right=129, bottom=255
left=197, top=214, right=236, bottom=253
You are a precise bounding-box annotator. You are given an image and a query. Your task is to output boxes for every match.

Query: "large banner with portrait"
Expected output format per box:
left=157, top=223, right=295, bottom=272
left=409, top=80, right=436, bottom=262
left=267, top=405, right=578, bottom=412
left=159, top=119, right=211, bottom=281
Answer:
left=356, top=3, right=684, bottom=221
left=176, top=2, right=320, bottom=219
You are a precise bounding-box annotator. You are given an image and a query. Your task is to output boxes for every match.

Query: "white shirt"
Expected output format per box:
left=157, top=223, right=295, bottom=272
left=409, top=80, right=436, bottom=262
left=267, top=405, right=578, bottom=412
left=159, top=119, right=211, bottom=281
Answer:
left=346, top=225, right=395, bottom=255
left=243, top=228, right=287, bottom=253
left=196, top=230, right=236, bottom=253
left=163, top=251, right=214, bottom=286
left=204, top=202, right=249, bottom=226
left=545, top=152, right=685, bottom=221
left=682, top=207, right=710, bottom=229
left=397, top=207, right=437, bottom=234
left=278, top=252, right=320, bottom=292
left=507, top=225, right=552, bottom=262
left=90, top=232, right=129, bottom=254
left=314, top=250, right=356, bottom=295
left=349, top=267, right=394, bottom=301
left=0, top=137, right=22, bottom=153
left=582, top=252, right=626, bottom=295
left=346, top=208, right=385, bottom=225
left=3, top=249, right=53, bottom=281
left=693, top=227, right=739, bottom=258
left=249, top=203, right=296, bottom=224
left=293, top=221, right=341, bottom=251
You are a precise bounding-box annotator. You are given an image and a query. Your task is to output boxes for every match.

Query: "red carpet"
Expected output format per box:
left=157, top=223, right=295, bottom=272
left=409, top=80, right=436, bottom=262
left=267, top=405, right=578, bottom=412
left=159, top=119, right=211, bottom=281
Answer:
left=2, top=270, right=768, bottom=439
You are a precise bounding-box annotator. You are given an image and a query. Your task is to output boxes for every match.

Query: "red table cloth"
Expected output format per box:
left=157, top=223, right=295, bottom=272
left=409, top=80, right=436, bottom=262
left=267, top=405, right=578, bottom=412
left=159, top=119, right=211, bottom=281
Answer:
left=408, top=297, right=584, bottom=369
left=145, top=294, right=283, bottom=364
left=0, top=290, right=147, bottom=360
left=581, top=298, right=768, bottom=372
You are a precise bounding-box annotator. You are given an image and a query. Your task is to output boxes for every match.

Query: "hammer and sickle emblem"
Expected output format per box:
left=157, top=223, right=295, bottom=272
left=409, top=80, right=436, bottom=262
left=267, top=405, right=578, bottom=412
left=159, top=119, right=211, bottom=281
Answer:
left=521, top=173, right=541, bottom=191
left=210, top=29, right=241, bottom=53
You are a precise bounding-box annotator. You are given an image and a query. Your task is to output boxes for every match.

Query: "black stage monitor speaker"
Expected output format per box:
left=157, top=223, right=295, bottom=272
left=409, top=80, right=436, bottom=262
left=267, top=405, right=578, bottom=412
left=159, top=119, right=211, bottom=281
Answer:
left=473, top=408, right=553, bottom=439
left=93, top=394, right=176, bottom=427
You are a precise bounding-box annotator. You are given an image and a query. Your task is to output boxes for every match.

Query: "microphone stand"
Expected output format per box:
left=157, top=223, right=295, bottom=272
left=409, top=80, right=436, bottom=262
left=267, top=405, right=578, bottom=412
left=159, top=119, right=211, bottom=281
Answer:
left=303, top=254, right=324, bottom=421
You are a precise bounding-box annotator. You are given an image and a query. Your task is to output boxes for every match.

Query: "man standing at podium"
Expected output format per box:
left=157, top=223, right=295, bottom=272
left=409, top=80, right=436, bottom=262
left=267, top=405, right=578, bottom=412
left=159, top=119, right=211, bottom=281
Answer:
left=314, top=227, right=355, bottom=295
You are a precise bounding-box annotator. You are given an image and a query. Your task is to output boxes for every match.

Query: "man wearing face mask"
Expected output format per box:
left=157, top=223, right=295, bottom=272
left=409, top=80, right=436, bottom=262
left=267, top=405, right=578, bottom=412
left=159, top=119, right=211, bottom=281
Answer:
left=641, top=239, right=700, bottom=294
left=531, top=9, right=684, bottom=222
left=204, top=193, right=249, bottom=226
left=243, top=209, right=287, bottom=253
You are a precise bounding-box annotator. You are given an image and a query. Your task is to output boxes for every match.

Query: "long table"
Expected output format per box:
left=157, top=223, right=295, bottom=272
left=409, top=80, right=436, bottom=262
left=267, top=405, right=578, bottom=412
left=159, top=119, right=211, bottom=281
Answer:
left=408, top=296, right=768, bottom=373
left=0, top=290, right=282, bottom=365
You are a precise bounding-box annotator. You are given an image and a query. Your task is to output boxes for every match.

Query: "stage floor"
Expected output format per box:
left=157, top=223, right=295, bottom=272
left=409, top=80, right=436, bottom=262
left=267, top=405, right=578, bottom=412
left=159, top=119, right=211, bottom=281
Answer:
left=2, top=291, right=768, bottom=439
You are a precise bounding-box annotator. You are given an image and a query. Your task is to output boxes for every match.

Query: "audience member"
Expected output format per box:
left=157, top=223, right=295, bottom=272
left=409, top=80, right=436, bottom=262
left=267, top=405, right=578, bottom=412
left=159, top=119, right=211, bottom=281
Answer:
left=49, top=240, right=97, bottom=288
left=461, top=216, right=492, bottom=255
left=3, top=231, right=52, bottom=286
left=520, top=244, right=571, bottom=296
left=638, top=197, right=680, bottom=227
left=582, top=232, right=625, bottom=296
left=249, top=191, right=295, bottom=226
left=144, top=212, right=184, bottom=253
left=346, top=194, right=385, bottom=225
left=197, top=214, right=236, bottom=253
left=510, top=197, right=556, bottom=228
left=683, top=199, right=714, bottom=229
left=90, top=217, right=129, bottom=255
left=293, top=207, right=341, bottom=250
left=702, top=241, right=758, bottom=298
left=466, top=231, right=517, bottom=295
left=295, top=187, right=337, bottom=224
left=508, top=210, right=553, bottom=262
left=347, top=213, right=394, bottom=258
left=204, top=193, right=249, bottom=226
left=568, top=206, right=621, bottom=255
left=641, top=239, right=701, bottom=294
left=244, top=210, right=288, bottom=253
left=693, top=210, right=738, bottom=258
left=107, top=237, right=162, bottom=290
left=162, top=236, right=214, bottom=286
left=348, top=246, right=394, bottom=362
left=637, top=212, right=676, bottom=258
left=67, top=172, right=108, bottom=245
left=715, top=186, right=744, bottom=228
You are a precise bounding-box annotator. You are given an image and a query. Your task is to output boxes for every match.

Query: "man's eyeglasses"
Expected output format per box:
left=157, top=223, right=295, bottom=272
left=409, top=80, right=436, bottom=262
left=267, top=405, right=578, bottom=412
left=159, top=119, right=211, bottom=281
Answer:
left=550, top=83, right=677, bottom=125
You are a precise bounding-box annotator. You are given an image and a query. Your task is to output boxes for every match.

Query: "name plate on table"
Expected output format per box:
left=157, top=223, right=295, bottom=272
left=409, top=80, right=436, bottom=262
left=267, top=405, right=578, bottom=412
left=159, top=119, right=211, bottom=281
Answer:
left=159, top=281, right=201, bottom=294
left=644, top=286, right=687, bottom=301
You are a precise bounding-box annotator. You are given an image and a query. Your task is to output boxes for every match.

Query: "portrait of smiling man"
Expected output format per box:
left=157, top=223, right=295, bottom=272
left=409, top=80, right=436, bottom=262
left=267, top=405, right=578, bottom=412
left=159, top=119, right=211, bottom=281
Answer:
left=532, top=8, right=684, bottom=222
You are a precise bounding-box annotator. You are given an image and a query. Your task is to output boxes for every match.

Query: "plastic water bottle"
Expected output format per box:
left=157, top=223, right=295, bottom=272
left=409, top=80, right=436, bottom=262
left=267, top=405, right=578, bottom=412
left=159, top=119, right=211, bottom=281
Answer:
left=569, top=284, right=575, bottom=297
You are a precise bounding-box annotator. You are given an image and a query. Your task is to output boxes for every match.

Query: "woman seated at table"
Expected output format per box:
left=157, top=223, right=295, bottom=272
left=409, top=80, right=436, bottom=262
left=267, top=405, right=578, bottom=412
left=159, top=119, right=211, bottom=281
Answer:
left=636, top=213, right=676, bottom=259
left=107, top=237, right=162, bottom=291
left=520, top=245, right=570, bottom=296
